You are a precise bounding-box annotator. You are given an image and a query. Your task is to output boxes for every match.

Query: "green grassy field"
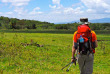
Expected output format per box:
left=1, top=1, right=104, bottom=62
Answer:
left=0, top=31, right=110, bottom=74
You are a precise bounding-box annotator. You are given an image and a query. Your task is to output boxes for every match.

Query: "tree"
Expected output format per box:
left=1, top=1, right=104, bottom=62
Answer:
left=0, top=23, right=1, bottom=26
left=10, top=18, right=17, bottom=29
left=32, top=24, right=36, bottom=29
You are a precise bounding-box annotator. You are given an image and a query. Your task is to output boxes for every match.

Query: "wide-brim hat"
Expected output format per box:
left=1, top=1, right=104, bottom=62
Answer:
left=79, top=18, right=90, bottom=24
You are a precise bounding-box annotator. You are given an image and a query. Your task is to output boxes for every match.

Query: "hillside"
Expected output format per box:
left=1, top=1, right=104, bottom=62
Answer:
left=0, top=16, right=110, bottom=30
left=0, top=16, right=54, bottom=29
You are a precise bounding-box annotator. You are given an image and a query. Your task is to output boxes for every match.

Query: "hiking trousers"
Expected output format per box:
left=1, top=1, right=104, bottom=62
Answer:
left=77, top=53, right=94, bottom=74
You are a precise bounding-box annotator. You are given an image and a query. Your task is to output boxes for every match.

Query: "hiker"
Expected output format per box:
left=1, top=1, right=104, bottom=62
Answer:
left=71, top=18, right=98, bottom=74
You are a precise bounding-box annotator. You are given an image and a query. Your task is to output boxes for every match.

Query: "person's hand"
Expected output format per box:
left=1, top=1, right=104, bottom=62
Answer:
left=71, top=57, right=76, bottom=62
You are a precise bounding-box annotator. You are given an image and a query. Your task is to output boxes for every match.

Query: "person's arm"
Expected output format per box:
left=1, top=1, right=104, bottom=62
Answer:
left=95, top=40, right=98, bottom=48
left=71, top=41, right=76, bottom=62
left=94, top=32, right=98, bottom=48
left=91, top=30, right=98, bottom=48
left=71, top=31, right=77, bottom=62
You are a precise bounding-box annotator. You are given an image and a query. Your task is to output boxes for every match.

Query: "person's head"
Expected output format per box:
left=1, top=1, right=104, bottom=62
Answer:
left=79, top=18, right=90, bottom=25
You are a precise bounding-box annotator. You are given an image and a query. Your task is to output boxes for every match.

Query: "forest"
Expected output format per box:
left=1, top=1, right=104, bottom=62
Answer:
left=0, top=16, right=110, bottom=30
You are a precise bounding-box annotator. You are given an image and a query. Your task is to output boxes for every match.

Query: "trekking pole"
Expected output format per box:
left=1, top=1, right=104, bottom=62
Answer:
left=66, top=58, right=77, bottom=72
left=66, top=62, right=73, bottom=72
left=61, top=62, right=73, bottom=70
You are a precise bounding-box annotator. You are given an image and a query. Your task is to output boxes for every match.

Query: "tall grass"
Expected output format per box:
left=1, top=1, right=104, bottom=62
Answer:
left=0, top=32, right=110, bottom=74
left=0, top=29, right=110, bottom=34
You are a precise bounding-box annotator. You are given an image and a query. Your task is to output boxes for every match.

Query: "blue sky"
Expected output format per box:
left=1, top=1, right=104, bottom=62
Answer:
left=0, top=0, right=110, bottom=23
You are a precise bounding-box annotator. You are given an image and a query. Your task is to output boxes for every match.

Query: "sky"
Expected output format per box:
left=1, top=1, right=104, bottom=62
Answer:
left=0, top=0, right=110, bottom=23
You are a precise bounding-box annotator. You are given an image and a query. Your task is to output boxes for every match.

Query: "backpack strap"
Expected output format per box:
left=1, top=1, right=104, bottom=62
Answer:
left=76, top=32, right=78, bottom=41
left=89, top=32, right=93, bottom=53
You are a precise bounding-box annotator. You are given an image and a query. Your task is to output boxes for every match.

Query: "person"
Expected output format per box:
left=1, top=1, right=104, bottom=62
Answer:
left=71, top=18, right=98, bottom=74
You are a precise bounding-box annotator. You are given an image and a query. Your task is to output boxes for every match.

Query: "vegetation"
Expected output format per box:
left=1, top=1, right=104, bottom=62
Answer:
left=0, top=16, right=54, bottom=29
left=0, top=16, right=110, bottom=30
left=0, top=32, right=110, bottom=74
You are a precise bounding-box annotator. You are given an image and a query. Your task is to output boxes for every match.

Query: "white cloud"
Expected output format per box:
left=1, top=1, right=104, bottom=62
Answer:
left=50, top=0, right=83, bottom=15
left=72, top=2, right=82, bottom=7
left=49, top=5, right=56, bottom=9
left=14, top=7, right=26, bottom=15
left=37, top=12, right=43, bottom=14
left=0, top=0, right=30, bottom=18
left=63, top=7, right=84, bottom=14
left=87, top=9, right=96, bottom=13
left=74, top=7, right=84, bottom=14
left=0, top=12, right=2, bottom=14
left=105, top=10, right=110, bottom=13
left=33, top=7, right=40, bottom=11
left=50, top=0, right=62, bottom=9
left=64, top=7, right=74, bottom=14
left=1, top=0, right=30, bottom=6
left=50, top=10, right=61, bottom=14
left=52, top=0, right=60, bottom=5
left=6, top=12, right=13, bottom=14
left=29, top=11, right=43, bottom=15
left=29, top=7, right=43, bottom=15
left=81, top=0, right=110, bottom=13
left=49, top=0, right=63, bottom=15
left=49, top=0, right=84, bottom=21
left=57, top=4, right=63, bottom=9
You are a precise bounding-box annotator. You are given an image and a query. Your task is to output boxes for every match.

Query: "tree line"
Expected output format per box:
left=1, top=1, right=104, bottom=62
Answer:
left=0, top=16, right=110, bottom=30
left=0, top=16, right=54, bottom=29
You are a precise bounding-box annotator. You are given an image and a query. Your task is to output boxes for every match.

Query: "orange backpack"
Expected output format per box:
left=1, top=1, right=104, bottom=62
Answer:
left=76, top=24, right=92, bottom=54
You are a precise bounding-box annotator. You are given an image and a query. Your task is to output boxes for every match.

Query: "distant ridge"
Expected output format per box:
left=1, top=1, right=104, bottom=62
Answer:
left=89, top=18, right=110, bottom=23
left=56, top=18, right=110, bottom=24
